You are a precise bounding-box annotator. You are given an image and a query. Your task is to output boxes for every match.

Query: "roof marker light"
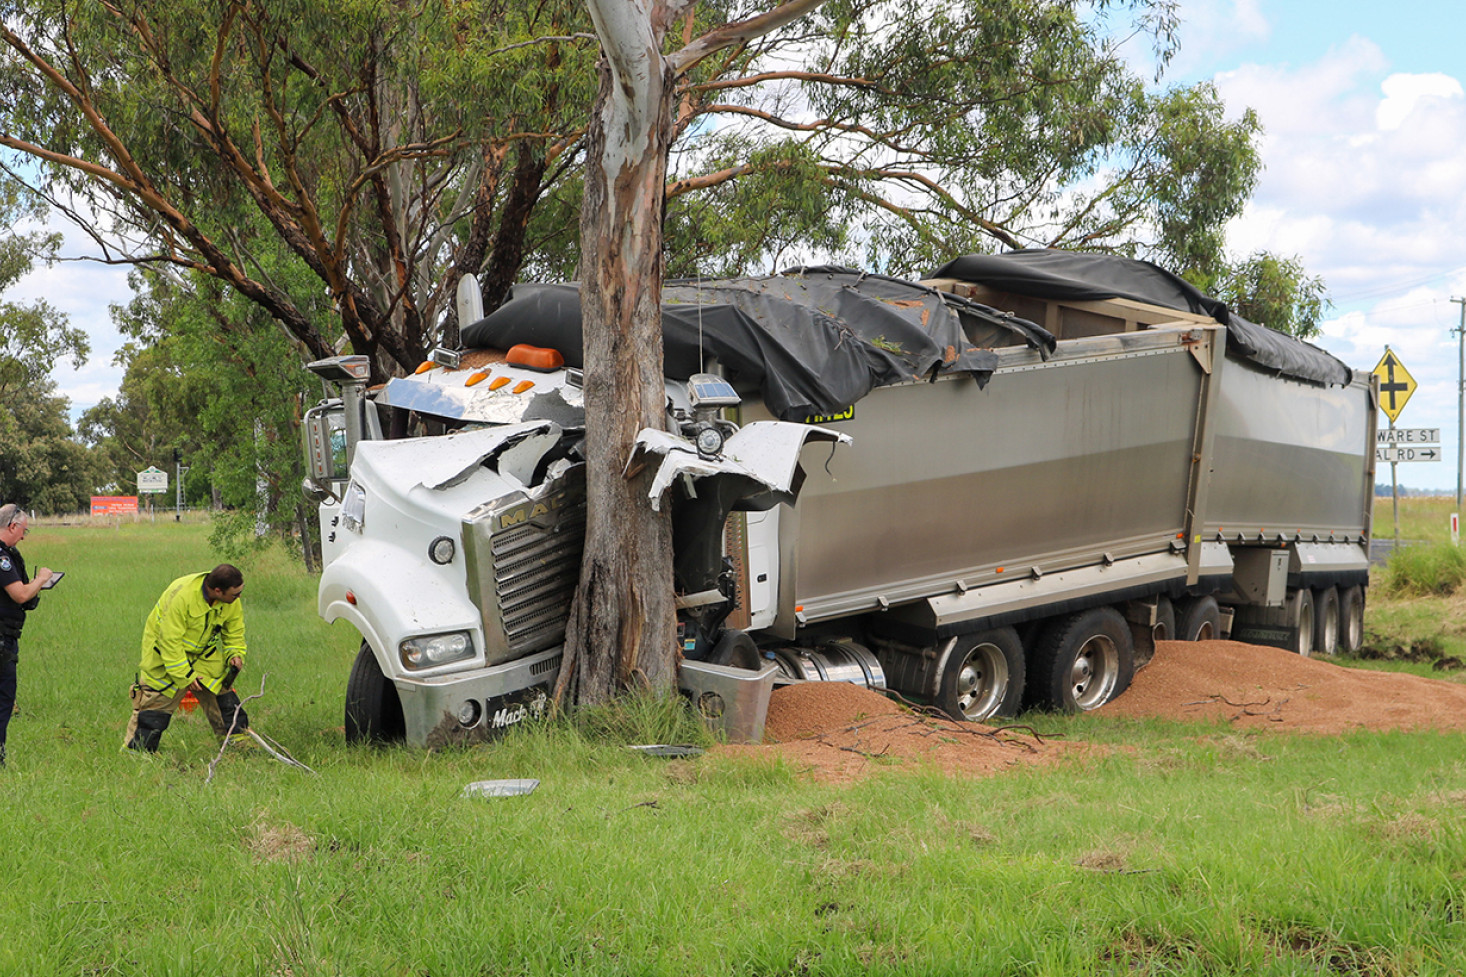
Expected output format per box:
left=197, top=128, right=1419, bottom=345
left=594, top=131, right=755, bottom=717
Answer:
left=414, top=361, right=436, bottom=374
left=506, top=344, right=565, bottom=372
left=513, top=380, right=535, bottom=394
left=488, top=376, right=511, bottom=390
left=465, top=371, right=490, bottom=387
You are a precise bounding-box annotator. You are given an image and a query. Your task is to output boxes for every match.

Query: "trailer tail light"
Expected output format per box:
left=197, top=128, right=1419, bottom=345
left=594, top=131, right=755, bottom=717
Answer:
left=345, top=590, right=357, bottom=605
left=506, top=344, right=564, bottom=372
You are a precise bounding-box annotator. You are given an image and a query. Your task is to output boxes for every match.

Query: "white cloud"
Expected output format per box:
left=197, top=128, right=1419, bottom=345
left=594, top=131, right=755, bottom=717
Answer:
left=7, top=211, right=133, bottom=421
left=1376, top=72, right=1464, bottom=131
left=1214, top=48, right=1466, bottom=489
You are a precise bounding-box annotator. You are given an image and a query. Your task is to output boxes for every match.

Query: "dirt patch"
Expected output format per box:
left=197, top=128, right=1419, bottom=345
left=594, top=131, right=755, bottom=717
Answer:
left=1102, top=640, right=1466, bottom=733
left=718, top=681, right=1076, bottom=785
left=717, top=640, right=1466, bottom=783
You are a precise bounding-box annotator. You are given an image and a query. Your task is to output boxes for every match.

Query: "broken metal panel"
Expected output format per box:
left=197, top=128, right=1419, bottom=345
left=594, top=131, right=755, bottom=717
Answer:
left=629, top=422, right=851, bottom=512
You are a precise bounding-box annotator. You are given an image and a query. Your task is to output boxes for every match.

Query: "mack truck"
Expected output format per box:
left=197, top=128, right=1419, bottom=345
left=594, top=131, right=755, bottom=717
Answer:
left=301, top=249, right=1375, bottom=747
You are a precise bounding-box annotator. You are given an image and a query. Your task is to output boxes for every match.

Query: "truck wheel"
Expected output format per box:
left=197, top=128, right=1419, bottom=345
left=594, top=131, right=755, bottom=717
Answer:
left=1027, top=607, right=1134, bottom=712
left=1154, top=596, right=1177, bottom=642
left=345, top=641, right=406, bottom=744
left=1312, top=586, right=1340, bottom=656
left=937, top=627, right=1025, bottom=723
left=709, top=629, right=763, bottom=670
left=1286, top=588, right=1315, bottom=657
left=1175, top=596, right=1220, bottom=641
left=1338, top=585, right=1366, bottom=655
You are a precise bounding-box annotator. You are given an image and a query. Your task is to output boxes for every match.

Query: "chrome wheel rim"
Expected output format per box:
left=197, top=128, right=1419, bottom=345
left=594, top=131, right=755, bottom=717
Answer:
left=954, top=643, right=1008, bottom=721
left=1069, top=635, right=1119, bottom=710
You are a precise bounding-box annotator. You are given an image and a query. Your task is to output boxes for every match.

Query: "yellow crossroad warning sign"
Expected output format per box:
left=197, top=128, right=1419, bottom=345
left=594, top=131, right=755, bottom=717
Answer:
left=1372, top=347, right=1417, bottom=423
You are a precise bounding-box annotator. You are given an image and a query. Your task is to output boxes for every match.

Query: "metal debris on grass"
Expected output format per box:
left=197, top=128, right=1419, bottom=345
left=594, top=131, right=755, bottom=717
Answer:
left=462, top=778, right=540, bottom=798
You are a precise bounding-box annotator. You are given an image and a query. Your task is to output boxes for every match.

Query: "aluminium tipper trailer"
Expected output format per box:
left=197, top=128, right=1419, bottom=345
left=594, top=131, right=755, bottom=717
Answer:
left=301, top=253, right=1372, bottom=747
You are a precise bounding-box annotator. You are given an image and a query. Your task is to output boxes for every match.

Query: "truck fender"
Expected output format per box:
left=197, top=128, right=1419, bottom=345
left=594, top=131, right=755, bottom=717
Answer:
left=629, top=421, right=852, bottom=511
left=319, top=538, right=482, bottom=681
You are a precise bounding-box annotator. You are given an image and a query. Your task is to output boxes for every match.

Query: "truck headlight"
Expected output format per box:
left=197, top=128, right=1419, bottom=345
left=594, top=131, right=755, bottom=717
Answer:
left=340, top=481, right=366, bottom=534
left=400, top=632, right=475, bottom=669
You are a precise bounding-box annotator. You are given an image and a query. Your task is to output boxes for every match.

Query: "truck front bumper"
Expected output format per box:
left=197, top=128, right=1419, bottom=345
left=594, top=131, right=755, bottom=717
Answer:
left=395, top=646, right=563, bottom=748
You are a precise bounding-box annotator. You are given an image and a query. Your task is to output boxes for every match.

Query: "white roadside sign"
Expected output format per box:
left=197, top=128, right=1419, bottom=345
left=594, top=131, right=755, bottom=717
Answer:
left=1377, top=427, right=1441, bottom=444
left=1376, top=445, right=1442, bottom=463
left=137, top=466, right=169, bottom=494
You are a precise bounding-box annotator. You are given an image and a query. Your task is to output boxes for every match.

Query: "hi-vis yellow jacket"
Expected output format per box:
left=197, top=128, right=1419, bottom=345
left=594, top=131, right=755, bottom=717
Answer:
left=138, top=573, right=246, bottom=695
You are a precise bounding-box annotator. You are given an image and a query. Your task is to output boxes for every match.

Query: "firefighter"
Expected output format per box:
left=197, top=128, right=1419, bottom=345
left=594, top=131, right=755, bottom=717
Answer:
left=123, top=564, right=251, bottom=753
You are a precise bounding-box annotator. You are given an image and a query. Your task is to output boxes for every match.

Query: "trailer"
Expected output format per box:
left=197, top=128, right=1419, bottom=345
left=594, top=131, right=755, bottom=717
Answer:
left=301, top=250, right=1374, bottom=746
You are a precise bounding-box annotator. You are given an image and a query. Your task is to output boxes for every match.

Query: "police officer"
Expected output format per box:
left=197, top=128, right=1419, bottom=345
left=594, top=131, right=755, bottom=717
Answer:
left=0, top=504, right=54, bottom=767
left=123, top=564, right=251, bottom=753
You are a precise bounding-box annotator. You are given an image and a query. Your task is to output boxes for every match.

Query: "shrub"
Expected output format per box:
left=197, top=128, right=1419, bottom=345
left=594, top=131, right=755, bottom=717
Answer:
left=1378, top=541, right=1466, bottom=597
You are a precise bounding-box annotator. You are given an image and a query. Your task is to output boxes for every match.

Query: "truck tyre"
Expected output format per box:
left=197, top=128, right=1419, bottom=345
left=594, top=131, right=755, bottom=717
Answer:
left=937, top=627, right=1025, bottom=723
left=345, top=641, right=406, bottom=744
left=1338, top=585, right=1366, bottom=655
left=1312, top=586, right=1340, bottom=656
left=1285, top=588, right=1315, bottom=657
left=1153, top=596, right=1177, bottom=642
left=710, top=629, right=763, bottom=670
left=1175, top=596, right=1220, bottom=641
left=1026, top=607, right=1134, bottom=713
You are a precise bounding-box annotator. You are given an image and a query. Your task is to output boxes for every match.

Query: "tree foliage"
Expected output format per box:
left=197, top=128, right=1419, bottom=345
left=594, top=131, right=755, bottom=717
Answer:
left=1210, top=252, right=1329, bottom=340
left=80, top=265, right=330, bottom=554
left=1, top=0, right=596, bottom=381
left=0, top=182, right=89, bottom=399
left=1, top=0, right=1296, bottom=373
left=0, top=378, right=97, bottom=514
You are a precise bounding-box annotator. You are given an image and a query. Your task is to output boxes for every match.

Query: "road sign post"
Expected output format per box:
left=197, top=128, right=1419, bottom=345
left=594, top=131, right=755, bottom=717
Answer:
left=1373, top=349, right=1422, bottom=548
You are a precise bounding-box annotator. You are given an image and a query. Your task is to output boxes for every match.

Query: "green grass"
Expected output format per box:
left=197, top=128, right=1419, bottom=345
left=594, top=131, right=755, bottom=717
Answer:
left=7, top=523, right=1466, bottom=975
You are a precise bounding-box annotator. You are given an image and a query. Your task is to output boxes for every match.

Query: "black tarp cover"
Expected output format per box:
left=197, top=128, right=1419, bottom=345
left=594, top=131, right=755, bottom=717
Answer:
left=461, top=269, right=1053, bottom=421
left=929, top=249, right=1353, bottom=387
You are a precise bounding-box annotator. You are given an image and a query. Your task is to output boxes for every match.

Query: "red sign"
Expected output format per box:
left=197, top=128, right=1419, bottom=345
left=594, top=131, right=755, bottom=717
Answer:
left=91, top=496, right=138, bottom=515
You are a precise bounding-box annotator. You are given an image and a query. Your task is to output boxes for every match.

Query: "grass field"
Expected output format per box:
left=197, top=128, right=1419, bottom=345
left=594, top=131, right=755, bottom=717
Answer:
left=6, top=522, right=1466, bottom=976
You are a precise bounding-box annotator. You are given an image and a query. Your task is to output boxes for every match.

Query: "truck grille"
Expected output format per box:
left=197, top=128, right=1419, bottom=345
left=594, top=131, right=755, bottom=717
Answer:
left=464, top=465, right=588, bottom=665
left=490, top=512, right=586, bottom=654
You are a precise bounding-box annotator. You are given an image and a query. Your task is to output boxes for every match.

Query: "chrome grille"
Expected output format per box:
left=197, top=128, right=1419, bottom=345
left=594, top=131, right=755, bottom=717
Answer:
left=490, top=508, right=585, bottom=654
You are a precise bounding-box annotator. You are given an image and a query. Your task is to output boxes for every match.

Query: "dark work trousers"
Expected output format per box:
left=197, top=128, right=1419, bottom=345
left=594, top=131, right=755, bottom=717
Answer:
left=0, top=636, right=17, bottom=766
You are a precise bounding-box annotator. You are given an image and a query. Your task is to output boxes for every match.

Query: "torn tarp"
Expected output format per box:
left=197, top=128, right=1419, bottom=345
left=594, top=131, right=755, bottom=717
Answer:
left=928, top=249, right=1353, bottom=387
left=461, top=270, right=1052, bottom=421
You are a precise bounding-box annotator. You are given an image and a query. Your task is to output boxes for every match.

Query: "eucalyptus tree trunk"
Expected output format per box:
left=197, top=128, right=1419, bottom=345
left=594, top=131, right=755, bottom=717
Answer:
left=561, top=0, right=830, bottom=705
left=562, top=0, right=680, bottom=704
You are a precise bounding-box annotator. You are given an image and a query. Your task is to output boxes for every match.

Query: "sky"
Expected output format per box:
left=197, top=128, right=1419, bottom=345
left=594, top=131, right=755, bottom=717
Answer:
left=13, top=0, right=1466, bottom=493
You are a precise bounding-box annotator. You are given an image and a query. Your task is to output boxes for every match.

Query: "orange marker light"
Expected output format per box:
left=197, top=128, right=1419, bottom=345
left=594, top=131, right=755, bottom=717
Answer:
left=414, top=361, right=436, bottom=374
left=512, top=380, right=535, bottom=394
left=488, top=376, right=511, bottom=390
left=505, top=344, right=565, bottom=372
left=465, top=371, right=490, bottom=387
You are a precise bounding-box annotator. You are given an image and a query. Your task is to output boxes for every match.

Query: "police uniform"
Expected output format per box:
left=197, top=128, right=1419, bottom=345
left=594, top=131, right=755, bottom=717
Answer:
left=123, top=572, right=250, bottom=752
left=0, top=540, right=35, bottom=765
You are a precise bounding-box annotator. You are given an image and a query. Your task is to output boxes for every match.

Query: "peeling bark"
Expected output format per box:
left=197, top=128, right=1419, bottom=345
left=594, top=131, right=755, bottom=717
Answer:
left=566, top=0, right=828, bottom=706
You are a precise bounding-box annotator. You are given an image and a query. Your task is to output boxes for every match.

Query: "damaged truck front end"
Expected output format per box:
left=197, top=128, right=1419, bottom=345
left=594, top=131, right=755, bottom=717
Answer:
left=305, top=347, right=842, bottom=748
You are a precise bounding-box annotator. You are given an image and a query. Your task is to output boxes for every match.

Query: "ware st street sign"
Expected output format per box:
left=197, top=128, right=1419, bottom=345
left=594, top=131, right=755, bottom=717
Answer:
left=1372, top=348, right=1417, bottom=422
left=1377, top=427, right=1440, bottom=444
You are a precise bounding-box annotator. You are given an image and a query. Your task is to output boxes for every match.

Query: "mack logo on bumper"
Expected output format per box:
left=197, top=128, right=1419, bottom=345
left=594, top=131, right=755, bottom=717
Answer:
left=488, top=688, right=550, bottom=729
